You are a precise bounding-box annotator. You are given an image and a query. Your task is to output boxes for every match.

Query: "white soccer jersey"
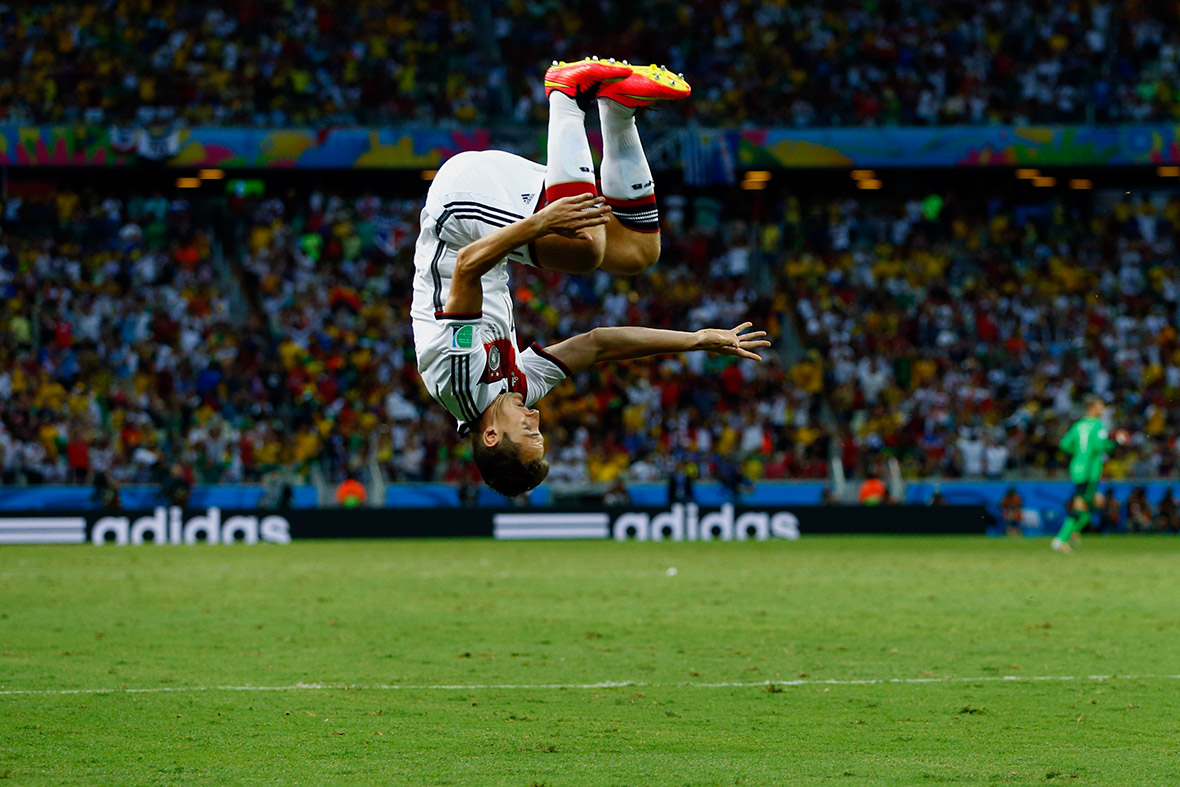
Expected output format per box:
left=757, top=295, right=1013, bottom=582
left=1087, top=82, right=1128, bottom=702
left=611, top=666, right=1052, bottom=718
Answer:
left=411, top=150, right=569, bottom=430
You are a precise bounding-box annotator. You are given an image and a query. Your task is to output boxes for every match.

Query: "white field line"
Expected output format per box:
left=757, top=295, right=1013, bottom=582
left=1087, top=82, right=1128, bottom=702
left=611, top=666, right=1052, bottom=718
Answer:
left=3, top=673, right=1180, bottom=697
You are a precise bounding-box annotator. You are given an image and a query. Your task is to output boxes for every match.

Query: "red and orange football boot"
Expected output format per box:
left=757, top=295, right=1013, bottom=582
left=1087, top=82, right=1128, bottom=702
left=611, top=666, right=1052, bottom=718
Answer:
left=544, top=56, right=632, bottom=106
left=598, top=62, right=691, bottom=108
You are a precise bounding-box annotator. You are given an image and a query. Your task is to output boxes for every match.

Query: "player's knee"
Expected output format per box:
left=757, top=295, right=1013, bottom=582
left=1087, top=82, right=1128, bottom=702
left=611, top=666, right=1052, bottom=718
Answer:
left=580, top=234, right=607, bottom=271
left=562, top=244, right=604, bottom=274
left=535, top=233, right=604, bottom=274
left=1071, top=497, right=1088, bottom=513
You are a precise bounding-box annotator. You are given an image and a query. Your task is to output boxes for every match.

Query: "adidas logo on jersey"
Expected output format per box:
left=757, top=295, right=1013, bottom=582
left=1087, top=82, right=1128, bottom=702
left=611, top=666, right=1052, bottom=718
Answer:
left=521, top=193, right=534, bottom=204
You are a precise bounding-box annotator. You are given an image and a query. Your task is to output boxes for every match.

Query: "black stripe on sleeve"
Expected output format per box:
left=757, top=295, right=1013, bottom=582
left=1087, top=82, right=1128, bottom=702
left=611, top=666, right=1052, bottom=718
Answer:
left=449, top=356, right=473, bottom=422
left=434, top=208, right=454, bottom=236
left=442, top=200, right=525, bottom=220
left=434, top=311, right=483, bottom=320
left=447, top=211, right=512, bottom=228
left=428, top=240, right=446, bottom=311
left=461, top=356, right=482, bottom=423
left=530, top=342, right=572, bottom=377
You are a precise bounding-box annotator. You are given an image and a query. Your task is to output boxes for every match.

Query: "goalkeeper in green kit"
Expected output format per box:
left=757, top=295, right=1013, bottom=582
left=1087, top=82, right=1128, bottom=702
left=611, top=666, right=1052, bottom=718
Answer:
left=1051, top=396, right=1128, bottom=554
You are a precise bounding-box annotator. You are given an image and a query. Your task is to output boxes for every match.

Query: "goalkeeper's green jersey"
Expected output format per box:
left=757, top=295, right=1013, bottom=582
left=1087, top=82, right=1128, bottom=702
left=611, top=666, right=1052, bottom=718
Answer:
left=1059, top=416, right=1116, bottom=484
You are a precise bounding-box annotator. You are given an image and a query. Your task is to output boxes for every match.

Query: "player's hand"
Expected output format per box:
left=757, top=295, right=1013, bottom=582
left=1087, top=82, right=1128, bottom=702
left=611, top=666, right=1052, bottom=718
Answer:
left=1113, top=428, right=1130, bottom=445
left=694, top=322, right=771, bottom=362
left=537, top=194, right=611, bottom=239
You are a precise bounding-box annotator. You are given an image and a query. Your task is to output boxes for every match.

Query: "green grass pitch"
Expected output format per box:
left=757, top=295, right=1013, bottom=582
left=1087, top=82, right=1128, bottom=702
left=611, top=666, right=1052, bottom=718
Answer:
left=2, top=536, right=1179, bottom=785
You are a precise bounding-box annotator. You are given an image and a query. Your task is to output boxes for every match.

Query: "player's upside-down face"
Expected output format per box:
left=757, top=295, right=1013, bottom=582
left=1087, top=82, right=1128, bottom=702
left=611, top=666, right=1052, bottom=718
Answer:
left=484, top=392, right=545, bottom=462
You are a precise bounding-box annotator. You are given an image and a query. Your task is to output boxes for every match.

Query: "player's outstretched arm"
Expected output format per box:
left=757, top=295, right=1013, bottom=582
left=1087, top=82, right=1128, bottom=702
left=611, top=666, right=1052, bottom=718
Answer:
left=544, top=322, right=770, bottom=374
left=443, top=195, right=612, bottom=314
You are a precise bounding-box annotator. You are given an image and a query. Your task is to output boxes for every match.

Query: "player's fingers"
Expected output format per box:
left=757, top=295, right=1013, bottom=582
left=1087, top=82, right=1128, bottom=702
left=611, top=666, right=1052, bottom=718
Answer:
left=733, top=322, right=753, bottom=333
left=738, top=349, right=763, bottom=361
left=551, top=195, right=575, bottom=210
left=562, top=193, right=602, bottom=205
left=554, top=195, right=605, bottom=216
left=570, top=194, right=605, bottom=210
left=574, top=204, right=609, bottom=220
left=739, top=330, right=767, bottom=339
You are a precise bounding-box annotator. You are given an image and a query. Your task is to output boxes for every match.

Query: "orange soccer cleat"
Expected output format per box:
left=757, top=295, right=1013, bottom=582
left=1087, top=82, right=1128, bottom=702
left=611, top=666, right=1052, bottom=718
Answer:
left=597, top=62, right=691, bottom=108
left=544, top=56, right=633, bottom=104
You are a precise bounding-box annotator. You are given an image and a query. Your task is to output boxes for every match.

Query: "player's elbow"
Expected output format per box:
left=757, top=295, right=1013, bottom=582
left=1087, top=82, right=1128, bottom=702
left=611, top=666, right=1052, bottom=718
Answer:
left=454, top=247, right=480, bottom=277
left=586, top=327, right=611, bottom=363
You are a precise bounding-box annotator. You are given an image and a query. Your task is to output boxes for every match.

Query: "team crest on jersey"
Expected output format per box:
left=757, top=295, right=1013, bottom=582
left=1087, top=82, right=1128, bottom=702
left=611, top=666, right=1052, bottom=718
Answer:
left=452, top=325, right=474, bottom=349
left=481, top=337, right=525, bottom=396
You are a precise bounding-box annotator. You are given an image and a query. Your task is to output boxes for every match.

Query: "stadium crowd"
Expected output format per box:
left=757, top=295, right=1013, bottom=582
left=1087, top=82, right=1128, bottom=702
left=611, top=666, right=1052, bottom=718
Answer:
left=784, top=190, right=1180, bottom=484
left=3, top=1, right=1180, bottom=127
left=3, top=173, right=1180, bottom=498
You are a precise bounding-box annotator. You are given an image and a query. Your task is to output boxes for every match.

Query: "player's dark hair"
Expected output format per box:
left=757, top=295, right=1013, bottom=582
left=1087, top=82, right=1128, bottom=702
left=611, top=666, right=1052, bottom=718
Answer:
left=471, top=431, right=549, bottom=498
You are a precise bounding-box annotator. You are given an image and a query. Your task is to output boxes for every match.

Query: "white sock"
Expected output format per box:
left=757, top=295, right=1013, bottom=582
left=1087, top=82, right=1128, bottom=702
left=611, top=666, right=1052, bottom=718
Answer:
left=597, top=98, right=654, bottom=200
left=597, top=98, right=658, bottom=232
left=545, top=92, right=597, bottom=202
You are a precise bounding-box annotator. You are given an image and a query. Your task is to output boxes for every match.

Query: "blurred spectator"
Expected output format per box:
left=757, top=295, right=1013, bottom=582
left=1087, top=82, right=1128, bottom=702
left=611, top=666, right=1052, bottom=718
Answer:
left=999, top=487, right=1022, bottom=536
left=1127, top=487, right=1154, bottom=533
left=0, top=425, right=15, bottom=485
left=984, top=437, right=1009, bottom=480
left=668, top=459, right=695, bottom=504
left=448, top=462, right=481, bottom=507
left=92, top=470, right=121, bottom=510
left=929, top=489, right=947, bottom=506
left=162, top=463, right=193, bottom=508
left=1155, top=489, right=1179, bottom=533
left=335, top=475, right=367, bottom=508
left=66, top=428, right=90, bottom=484
left=717, top=454, right=753, bottom=503
left=957, top=430, right=985, bottom=477
left=858, top=476, right=886, bottom=505
left=457, top=476, right=480, bottom=508
left=603, top=477, right=630, bottom=507
left=1099, top=488, right=1122, bottom=532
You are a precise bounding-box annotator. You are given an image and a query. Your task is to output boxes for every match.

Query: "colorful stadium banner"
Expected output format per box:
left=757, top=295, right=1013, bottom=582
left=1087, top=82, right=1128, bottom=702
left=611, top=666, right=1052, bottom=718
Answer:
left=2, top=124, right=1180, bottom=169
left=734, top=125, right=1180, bottom=168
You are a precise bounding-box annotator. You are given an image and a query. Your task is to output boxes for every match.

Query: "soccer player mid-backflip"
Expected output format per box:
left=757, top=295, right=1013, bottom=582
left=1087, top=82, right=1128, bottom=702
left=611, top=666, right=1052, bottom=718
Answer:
left=1051, top=395, right=1128, bottom=553
left=410, top=58, right=770, bottom=497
